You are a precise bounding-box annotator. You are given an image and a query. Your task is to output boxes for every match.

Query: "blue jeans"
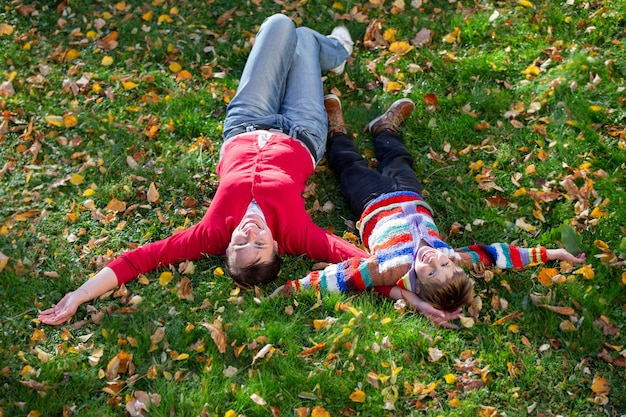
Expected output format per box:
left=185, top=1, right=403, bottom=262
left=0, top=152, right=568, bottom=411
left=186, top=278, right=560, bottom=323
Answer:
left=222, top=14, right=349, bottom=164
left=327, top=131, right=423, bottom=218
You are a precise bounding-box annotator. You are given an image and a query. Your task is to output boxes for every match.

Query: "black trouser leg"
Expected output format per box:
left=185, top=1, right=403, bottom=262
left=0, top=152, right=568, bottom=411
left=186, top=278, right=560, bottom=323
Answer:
left=372, top=130, right=422, bottom=195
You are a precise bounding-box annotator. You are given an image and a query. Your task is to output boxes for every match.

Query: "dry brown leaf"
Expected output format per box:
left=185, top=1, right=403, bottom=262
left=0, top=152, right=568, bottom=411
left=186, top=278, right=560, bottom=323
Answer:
left=538, top=304, right=576, bottom=316
left=198, top=320, right=227, bottom=353
left=492, top=311, right=523, bottom=325
left=177, top=277, right=194, bottom=301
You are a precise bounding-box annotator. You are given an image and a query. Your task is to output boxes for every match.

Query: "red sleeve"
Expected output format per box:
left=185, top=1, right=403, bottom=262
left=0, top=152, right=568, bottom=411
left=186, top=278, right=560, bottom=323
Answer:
left=372, top=285, right=394, bottom=297
left=108, top=215, right=229, bottom=285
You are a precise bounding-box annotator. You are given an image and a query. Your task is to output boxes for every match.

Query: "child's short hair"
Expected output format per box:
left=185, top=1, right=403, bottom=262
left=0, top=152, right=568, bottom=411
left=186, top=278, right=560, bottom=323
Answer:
left=225, top=252, right=282, bottom=288
left=418, top=268, right=475, bottom=311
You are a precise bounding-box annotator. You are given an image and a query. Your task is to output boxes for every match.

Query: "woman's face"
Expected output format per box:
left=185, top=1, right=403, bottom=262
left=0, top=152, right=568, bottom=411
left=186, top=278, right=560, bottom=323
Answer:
left=413, top=246, right=461, bottom=286
left=227, top=212, right=277, bottom=268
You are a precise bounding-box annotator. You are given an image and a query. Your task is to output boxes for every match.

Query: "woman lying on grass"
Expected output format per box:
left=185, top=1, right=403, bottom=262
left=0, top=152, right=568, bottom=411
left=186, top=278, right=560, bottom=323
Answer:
left=273, top=95, right=586, bottom=329
left=39, top=14, right=366, bottom=325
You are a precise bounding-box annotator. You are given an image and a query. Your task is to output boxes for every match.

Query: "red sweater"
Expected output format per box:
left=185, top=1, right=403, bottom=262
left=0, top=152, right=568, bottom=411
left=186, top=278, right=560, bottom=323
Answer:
left=108, top=132, right=368, bottom=285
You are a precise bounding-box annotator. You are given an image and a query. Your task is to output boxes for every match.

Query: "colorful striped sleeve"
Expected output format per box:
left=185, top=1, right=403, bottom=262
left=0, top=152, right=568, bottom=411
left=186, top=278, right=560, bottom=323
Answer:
left=456, top=244, right=548, bottom=269
left=285, top=255, right=390, bottom=293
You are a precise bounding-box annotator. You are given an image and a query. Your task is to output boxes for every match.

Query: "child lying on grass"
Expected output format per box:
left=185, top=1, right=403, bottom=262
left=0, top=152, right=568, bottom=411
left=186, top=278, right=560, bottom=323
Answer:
left=273, top=96, right=586, bottom=329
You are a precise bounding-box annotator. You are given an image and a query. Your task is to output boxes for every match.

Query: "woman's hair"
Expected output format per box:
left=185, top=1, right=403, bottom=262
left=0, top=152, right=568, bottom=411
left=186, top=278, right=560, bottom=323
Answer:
left=418, top=268, right=475, bottom=311
left=225, top=251, right=282, bottom=288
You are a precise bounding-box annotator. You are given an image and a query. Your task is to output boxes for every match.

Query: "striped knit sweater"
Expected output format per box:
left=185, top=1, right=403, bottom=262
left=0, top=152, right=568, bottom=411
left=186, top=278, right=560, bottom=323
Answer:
left=285, top=191, right=548, bottom=294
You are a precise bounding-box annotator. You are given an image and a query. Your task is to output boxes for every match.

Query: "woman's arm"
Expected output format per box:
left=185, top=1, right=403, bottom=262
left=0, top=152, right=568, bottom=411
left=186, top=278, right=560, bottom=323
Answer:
left=38, top=266, right=118, bottom=325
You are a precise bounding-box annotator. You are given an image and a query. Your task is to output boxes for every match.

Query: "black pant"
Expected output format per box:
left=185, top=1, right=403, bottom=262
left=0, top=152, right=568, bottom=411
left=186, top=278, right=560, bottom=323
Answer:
left=327, top=130, right=422, bottom=219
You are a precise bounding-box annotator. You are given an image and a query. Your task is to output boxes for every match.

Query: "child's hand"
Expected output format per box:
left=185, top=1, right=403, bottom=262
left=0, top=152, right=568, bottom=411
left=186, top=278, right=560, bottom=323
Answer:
left=400, top=289, right=463, bottom=329
left=546, top=248, right=586, bottom=264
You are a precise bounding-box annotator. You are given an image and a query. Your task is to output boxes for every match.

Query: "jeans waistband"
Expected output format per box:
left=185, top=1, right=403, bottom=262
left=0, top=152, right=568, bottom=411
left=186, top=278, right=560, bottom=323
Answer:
left=230, top=125, right=318, bottom=161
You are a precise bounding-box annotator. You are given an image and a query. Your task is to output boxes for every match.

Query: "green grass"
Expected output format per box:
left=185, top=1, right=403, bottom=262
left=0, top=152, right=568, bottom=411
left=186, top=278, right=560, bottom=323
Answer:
left=1, top=0, right=626, bottom=416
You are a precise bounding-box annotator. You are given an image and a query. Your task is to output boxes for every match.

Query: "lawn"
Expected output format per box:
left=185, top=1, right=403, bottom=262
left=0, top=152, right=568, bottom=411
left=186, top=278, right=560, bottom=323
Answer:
left=1, top=0, right=625, bottom=416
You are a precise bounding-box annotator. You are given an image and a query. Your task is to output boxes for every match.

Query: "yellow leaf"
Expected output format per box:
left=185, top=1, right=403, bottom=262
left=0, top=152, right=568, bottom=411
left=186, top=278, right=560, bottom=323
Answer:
left=590, top=206, right=607, bottom=218
left=70, top=173, right=84, bottom=185
left=142, top=11, right=153, bottom=21
left=449, top=398, right=461, bottom=407
left=122, top=81, right=138, bottom=90
left=169, top=61, right=182, bottom=72
left=518, top=0, right=534, bottom=7
left=214, top=267, right=224, bottom=276
left=444, top=373, right=457, bottom=384
left=63, top=113, right=77, bottom=128
left=622, top=272, right=626, bottom=285
left=383, top=28, right=397, bottom=43
left=174, top=353, right=189, bottom=361
left=332, top=1, right=344, bottom=10
left=313, top=319, right=328, bottom=330
left=385, top=81, right=402, bottom=92
left=83, top=188, right=95, bottom=196
left=589, top=105, right=602, bottom=112
left=45, top=115, right=64, bottom=127
left=591, top=375, right=610, bottom=395
left=224, top=410, right=236, bottom=417
left=65, top=48, right=81, bottom=61
left=574, top=264, right=595, bottom=280
left=159, top=271, right=173, bottom=286
left=442, top=27, right=461, bottom=44
left=158, top=14, right=174, bottom=23
left=521, top=65, right=540, bottom=76
left=102, top=56, right=114, bottom=66
left=389, top=41, right=413, bottom=55
left=349, top=390, right=366, bottom=403
left=537, top=267, right=559, bottom=286
left=311, top=406, right=331, bottom=417
left=115, top=1, right=127, bottom=11
left=0, top=23, right=15, bottom=35
left=513, top=187, right=527, bottom=197
left=176, top=70, right=193, bottom=81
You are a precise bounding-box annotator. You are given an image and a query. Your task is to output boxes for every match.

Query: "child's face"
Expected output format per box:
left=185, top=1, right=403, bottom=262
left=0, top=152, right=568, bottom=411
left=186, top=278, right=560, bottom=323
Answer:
left=413, top=246, right=462, bottom=286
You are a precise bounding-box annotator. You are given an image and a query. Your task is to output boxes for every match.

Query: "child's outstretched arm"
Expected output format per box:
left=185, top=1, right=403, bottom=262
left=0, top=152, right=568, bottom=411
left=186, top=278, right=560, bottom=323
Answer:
left=455, top=243, right=586, bottom=270
left=38, top=267, right=118, bottom=325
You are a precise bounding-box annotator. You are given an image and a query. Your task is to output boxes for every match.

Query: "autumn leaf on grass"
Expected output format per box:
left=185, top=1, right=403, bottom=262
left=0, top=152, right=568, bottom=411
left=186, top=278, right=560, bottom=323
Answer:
left=126, top=391, right=161, bottom=417
left=298, top=342, right=326, bottom=357
left=537, top=268, right=562, bottom=287
left=590, top=375, right=610, bottom=405
left=349, top=390, right=366, bottom=403
left=0, top=251, right=9, bottom=273
left=538, top=304, right=576, bottom=316
left=105, top=198, right=126, bottom=213
left=442, top=27, right=461, bottom=44
left=389, top=41, right=412, bottom=55
left=198, top=319, right=227, bottom=353
left=492, top=311, right=523, bottom=325
left=252, top=344, right=275, bottom=365
left=147, top=182, right=159, bottom=203
left=177, top=277, right=194, bottom=301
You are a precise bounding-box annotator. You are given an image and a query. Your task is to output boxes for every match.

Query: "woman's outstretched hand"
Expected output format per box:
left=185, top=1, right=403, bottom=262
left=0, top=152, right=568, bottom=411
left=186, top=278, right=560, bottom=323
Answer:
left=38, top=290, right=86, bottom=325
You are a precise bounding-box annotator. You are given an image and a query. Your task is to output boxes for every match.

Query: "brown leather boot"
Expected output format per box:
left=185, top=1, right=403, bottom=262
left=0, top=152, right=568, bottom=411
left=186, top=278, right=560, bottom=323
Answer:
left=366, top=98, right=415, bottom=136
left=324, top=94, right=347, bottom=137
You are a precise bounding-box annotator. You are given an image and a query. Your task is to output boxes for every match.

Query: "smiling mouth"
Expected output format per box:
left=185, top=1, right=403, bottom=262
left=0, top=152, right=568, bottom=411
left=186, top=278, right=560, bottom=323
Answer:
left=421, top=249, right=436, bottom=263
